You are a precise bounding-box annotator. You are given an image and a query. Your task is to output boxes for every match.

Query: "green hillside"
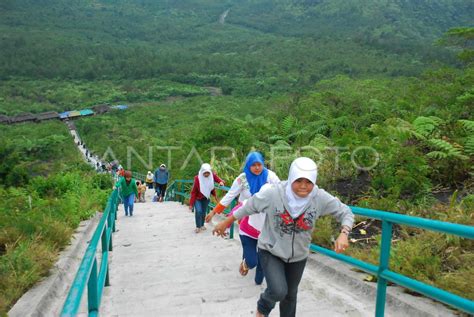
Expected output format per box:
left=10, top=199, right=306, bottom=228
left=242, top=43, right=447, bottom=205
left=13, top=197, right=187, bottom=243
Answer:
left=1, top=0, right=471, bottom=84
left=0, top=0, right=473, bottom=314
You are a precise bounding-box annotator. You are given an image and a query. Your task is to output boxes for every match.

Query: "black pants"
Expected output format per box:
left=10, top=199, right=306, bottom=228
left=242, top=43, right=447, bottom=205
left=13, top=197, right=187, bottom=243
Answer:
left=257, top=249, right=307, bottom=317
left=155, top=183, right=167, bottom=198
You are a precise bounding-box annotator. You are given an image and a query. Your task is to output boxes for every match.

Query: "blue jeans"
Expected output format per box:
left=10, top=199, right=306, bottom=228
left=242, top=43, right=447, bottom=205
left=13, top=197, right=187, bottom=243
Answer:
left=257, top=249, right=307, bottom=317
left=123, top=194, right=135, bottom=216
left=240, top=234, right=264, bottom=285
left=194, top=198, right=209, bottom=228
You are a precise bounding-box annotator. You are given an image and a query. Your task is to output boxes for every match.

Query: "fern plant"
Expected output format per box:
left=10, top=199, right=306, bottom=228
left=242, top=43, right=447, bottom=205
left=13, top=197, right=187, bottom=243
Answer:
left=413, top=116, right=443, bottom=138
left=458, top=119, right=474, bottom=156
left=464, top=136, right=474, bottom=156
left=427, top=139, right=468, bottom=161
left=459, top=119, right=474, bottom=132
left=281, top=115, right=297, bottom=136
left=384, top=118, right=425, bottom=140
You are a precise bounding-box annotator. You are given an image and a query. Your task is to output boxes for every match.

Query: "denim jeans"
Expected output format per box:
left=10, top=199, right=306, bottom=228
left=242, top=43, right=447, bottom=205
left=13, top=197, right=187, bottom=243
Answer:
left=123, top=194, right=135, bottom=216
left=257, top=249, right=307, bottom=317
left=194, top=198, right=209, bottom=228
left=240, top=234, right=264, bottom=285
left=155, top=183, right=167, bottom=199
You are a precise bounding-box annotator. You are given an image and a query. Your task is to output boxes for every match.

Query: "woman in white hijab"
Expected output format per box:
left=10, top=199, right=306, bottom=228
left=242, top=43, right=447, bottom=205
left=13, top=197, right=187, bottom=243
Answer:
left=213, top=157, right=354, bottom=317
left=189, top=163, right=225, bottom=233
left=145, top=171, right=154, bottom=189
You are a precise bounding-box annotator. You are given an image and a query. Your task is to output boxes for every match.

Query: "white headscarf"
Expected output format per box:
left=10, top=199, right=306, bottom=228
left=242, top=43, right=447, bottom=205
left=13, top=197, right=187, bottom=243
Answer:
left=146, top=171, right=153, bottom=180
left=198, top=163, right=214, bottom=199
left=285, top=157, right=318, bottom=219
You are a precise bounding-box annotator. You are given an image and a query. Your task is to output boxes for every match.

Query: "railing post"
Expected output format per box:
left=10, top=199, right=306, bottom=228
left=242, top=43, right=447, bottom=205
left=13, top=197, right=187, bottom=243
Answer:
left=101, top=228, right=111, bottom=287
left=88, top=258, right=99, bottom=314
left=375, top=220, right=393, bottom=317
left=107, top=200, right=114, bottom=238
left=101, top=229, right=108, bottom=255
left=229, top=200, right=236, bottom=239
left=112, top=192, right=117, bottom=232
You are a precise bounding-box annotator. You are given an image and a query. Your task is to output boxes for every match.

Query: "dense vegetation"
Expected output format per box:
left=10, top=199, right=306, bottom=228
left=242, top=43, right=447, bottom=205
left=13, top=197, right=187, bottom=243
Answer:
left=0, top=0, right=473, bottom=314
left=0, top=79, right=209, bottom=115
left=0, top=0, right=472, bottom=95
left=76, top=66, right=474, bottom=302
left=0, top=122, right=111, bottom=314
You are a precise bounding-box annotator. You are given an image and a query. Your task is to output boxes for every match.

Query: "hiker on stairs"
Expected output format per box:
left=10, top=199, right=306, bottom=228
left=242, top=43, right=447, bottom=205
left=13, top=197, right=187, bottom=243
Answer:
left=190, top=163, right=224, bottom=233
left=115, top=170, right=139, bottom=217
left=213, top=157, right=354, bottom=317
left=154, top=164, right=169, bottom=202
left=206, top=151, right=280, bottom=285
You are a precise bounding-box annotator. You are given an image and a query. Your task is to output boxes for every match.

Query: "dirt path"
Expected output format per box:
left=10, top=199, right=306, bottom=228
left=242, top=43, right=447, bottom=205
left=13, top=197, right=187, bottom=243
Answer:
left=219, top=9, right=230, bottom=24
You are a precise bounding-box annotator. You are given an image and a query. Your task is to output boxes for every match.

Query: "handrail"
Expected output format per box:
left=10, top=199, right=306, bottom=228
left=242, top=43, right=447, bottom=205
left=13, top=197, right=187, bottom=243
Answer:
left=61, top=189, right=119, bottom=316
left=169, top=179, right=474, bottom=316
left=133, top=172, right=146, bottom=182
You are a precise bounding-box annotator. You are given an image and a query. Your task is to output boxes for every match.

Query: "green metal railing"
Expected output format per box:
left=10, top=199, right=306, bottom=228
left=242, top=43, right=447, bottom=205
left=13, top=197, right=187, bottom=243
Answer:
left=168, top=179, right=474, bottom=316
left=133, top=172, right=146, bottom=182
left=61, top=189, right=119, bottom=316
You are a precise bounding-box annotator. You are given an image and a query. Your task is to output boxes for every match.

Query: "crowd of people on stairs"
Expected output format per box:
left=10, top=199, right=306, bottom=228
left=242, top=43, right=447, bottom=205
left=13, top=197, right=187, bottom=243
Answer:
left=81, top=137, right=354, bottom=317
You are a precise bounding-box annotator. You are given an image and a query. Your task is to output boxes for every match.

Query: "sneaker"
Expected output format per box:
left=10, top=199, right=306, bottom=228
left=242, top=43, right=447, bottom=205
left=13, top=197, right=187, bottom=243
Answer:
left=194, top=228, right=200, bottom=233
left=200, top=226, right=207, bottom=231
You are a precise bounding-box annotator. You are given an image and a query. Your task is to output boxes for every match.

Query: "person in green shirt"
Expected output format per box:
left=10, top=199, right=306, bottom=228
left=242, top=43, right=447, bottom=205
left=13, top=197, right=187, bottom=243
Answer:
left=115, top=170, right=139, bottom=216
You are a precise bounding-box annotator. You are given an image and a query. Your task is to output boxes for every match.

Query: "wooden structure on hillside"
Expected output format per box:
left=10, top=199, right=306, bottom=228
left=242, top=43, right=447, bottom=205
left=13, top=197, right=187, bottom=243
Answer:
left=36, top=111, right=59, bottom=121
left=111, top=105, right=128, bottom=110
left=0, top=115, right=10, bottom=124
left=10, top=112, right=36, bottom=124
left=2, top=103, right=116, bottom=125
left=92, top=104, right=110, bottom=114
left=79, top=109, right=94, bottom=117
left=68, top=110, right=82, bottom=118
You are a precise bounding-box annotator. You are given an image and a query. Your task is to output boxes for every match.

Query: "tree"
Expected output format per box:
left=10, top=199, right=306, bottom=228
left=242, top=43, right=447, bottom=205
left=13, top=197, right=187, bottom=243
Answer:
left=438, top=27, right=474, bottom=64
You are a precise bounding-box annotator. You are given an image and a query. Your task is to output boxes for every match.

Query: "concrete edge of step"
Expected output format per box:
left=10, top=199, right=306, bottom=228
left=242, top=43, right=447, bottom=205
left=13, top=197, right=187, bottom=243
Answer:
left=8, top=212, right=102, bottom=317
left=307, top=250, right=461, bottom=317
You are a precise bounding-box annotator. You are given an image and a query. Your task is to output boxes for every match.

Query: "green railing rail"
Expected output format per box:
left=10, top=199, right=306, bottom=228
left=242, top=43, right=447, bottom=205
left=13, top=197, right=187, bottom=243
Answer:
left=167, top=179, right=474, bottom=316
left=61, top=189, right=119, bottom=316
left=133, top=172, right=146, bottom=182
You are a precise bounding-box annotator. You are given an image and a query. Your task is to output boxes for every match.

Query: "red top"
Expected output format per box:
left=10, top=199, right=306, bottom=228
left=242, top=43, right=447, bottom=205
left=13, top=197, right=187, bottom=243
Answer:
left=189, top=173, right=224, bottom=207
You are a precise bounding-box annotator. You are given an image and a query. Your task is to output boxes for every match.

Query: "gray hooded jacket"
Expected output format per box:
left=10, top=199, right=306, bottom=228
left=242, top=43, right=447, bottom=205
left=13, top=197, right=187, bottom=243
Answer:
left=233, top=181, right=354, bottom=263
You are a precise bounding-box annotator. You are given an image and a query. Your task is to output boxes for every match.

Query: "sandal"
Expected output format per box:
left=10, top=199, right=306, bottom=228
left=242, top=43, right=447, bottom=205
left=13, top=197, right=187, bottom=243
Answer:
left=194, top=228, right=200, bottom=233
left=239, top=259, right=249, bottom=276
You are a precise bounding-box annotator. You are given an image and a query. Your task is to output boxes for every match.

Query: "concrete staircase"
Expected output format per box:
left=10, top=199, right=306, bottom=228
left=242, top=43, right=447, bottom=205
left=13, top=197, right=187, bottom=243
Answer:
left=100, top=191, right=387, bottom=317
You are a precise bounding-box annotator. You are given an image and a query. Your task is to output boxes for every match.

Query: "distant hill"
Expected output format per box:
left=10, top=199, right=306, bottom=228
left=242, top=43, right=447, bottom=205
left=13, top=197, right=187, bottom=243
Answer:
left=0, top=0, right=472, bottom=87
